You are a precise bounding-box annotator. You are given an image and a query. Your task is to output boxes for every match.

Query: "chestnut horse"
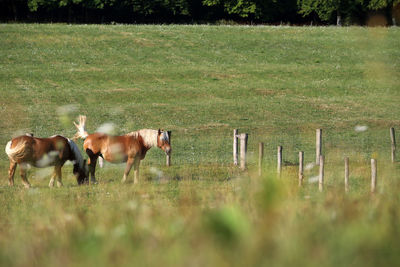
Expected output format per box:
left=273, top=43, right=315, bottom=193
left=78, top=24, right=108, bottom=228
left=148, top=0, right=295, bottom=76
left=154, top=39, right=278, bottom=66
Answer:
left=5, top=134, right=88, bottom=188
left=73, top=115, right=171, bottom=184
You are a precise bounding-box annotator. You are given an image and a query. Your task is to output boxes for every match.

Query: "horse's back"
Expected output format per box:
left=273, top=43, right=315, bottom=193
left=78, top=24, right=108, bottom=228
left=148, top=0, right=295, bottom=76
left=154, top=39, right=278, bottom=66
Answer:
left=7, top=135, right=69, bottom=164
left=33, top=135, right=69, bottom=153
left=83, top=133, right=143, bottom=162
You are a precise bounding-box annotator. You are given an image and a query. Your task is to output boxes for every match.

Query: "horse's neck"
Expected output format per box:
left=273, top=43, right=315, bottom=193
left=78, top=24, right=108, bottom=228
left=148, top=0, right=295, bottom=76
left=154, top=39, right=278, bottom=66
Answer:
left=128, top=129, right=158, bottom=148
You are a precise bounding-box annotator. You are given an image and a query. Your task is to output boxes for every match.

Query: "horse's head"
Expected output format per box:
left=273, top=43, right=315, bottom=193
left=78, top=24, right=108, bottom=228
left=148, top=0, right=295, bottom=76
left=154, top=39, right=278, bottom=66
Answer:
left=73, top=159, right=89, bottom=185
left=157, top=129, right=171, bottom=155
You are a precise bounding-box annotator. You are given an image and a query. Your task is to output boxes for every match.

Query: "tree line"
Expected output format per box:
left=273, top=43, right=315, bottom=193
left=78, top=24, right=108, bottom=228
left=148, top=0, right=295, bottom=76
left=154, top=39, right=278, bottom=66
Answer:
left=1, top=0, right=399, bottom=25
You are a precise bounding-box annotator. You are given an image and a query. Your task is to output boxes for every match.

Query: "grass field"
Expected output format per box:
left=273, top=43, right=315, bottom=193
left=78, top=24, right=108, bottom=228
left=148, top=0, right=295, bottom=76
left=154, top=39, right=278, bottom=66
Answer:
left=0, top=24, right=400, bottom=266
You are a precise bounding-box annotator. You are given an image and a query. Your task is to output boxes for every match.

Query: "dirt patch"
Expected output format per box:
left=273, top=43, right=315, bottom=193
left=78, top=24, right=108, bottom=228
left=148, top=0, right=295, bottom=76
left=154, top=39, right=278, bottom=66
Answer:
left=198, top=122, right=230, bottom=130
left=209, top=73, right=244, bottom=80
left=255, top=89, right=285, bottom=96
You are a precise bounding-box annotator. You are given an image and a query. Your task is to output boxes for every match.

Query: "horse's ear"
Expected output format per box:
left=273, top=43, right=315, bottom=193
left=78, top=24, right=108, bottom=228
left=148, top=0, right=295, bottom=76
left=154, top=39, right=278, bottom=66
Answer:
left=158, top=129, right=161, bottom=135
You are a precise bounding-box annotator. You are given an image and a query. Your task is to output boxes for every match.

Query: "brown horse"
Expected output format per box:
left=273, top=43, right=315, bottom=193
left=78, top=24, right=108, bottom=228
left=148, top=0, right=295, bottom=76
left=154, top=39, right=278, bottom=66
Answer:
left=73, top=115, right=171, bottom=184
left=5, top=134, right=88, bottom=188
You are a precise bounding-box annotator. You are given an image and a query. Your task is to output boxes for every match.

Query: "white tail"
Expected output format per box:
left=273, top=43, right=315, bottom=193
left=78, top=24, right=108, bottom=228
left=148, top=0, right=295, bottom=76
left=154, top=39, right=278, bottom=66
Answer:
left=98, top=157, right=104, bottom=168
left=73, top=115, right=89, bottom=140
left=5, top=140, right=27, bottom=162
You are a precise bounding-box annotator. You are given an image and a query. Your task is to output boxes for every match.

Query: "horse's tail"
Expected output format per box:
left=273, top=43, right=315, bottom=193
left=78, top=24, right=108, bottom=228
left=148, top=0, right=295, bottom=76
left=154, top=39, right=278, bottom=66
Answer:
left=5, top=140, right=28, bottom=162
left=73, top=115, right=89, bottom=140
left=98, top=156, right=104, bottom=168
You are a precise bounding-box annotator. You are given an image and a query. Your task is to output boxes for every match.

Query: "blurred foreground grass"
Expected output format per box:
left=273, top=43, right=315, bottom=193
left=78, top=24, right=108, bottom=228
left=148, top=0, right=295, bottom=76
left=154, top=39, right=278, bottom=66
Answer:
left=1, top=162, right=400, bottom=266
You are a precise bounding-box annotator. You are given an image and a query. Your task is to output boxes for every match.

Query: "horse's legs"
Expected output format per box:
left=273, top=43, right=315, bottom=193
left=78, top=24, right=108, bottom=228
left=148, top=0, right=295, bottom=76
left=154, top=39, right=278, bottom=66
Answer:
left=121, top=158, right=134, bottom=183
left=48, top=169, right=56, bottom=187
left=87, top=155, right=98, bottom=184
left=8, top=161, right=17, bottom=186
left=133, top=159, right=140, bottom=185
left=19, top=165, right=31, bottom=189
left=55, top=166, right=63, bottom=187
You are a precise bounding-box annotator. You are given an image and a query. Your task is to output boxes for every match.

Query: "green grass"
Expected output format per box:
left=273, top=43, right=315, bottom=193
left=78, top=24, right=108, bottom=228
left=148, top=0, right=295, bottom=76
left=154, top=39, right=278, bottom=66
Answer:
left=0, top=24, right=399, bottom=266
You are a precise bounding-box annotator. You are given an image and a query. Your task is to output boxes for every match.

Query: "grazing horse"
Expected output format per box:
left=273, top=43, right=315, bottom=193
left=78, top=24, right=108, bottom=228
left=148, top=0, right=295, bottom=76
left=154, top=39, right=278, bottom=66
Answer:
left=5, top=134, right=88, bottom=188
left=73, top=115, right=171, bottom=184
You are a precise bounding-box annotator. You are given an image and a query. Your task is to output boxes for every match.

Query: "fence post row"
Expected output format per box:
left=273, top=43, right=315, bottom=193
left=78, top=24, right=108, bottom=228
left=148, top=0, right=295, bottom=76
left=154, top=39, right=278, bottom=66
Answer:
left=390, top=127, right=396, bottom=163
left=230, top=128, right=388, bottom=195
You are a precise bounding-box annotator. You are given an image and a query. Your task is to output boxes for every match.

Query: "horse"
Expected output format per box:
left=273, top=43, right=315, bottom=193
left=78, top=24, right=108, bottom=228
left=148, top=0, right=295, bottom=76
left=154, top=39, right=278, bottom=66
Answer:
left=73, top=115, right=171, bottom=184
left=5, top=134, right=88, bottom=188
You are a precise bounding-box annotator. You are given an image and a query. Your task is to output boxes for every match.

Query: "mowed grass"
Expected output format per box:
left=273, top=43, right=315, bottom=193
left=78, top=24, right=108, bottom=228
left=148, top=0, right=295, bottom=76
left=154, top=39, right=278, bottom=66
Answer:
left=0, top=24, right=400, bottom=266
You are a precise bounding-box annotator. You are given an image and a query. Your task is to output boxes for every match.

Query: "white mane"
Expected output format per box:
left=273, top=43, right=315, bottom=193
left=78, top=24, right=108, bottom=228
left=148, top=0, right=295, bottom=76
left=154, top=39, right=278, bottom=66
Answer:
left=67, top=138, right=84, bottom=169
left=127, top=129, right=158, bottom=148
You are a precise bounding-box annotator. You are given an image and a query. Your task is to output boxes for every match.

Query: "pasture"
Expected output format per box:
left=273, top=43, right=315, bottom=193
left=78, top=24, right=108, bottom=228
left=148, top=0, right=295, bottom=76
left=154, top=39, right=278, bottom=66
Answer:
left=0, top=24, right=400, bottom=266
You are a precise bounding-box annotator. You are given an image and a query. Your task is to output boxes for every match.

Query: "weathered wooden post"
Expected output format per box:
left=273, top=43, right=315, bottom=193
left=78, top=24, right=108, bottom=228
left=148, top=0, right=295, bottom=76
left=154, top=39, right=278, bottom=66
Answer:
left=371, top=159, right=377, bottom=193
left=240, top=133, right=248, bottom=170
left=166, top=131, right=172, bottom=166
left=233, top=129, right=238, bottom=165
left=299, top=151, right=304, bottom=186
left=344, top=157, right=349, bottom=193
left=319, top=155, right=324, bottom=192
left=316, top=129, right=322, bottom=165
left=258, top=142, right=264, bottom=176
left=277, top=146, right=282, bottom=174
left=390, top=127, right=396, bottom=163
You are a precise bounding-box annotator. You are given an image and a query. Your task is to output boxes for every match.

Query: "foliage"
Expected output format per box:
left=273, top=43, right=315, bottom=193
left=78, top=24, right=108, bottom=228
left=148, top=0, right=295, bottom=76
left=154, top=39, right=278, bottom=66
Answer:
left=297, top=0, right=400, bottom=23
left=366, top=0, right=400, bottom=10
left=203, top=0, right=300, bottom=22
left=1, top=0, right=399, bottom=24
left=203, top=0, right=257, bottom=18
left=297, top=0, right=361, bottom=23
left=27, top=0, right=113, bottom=11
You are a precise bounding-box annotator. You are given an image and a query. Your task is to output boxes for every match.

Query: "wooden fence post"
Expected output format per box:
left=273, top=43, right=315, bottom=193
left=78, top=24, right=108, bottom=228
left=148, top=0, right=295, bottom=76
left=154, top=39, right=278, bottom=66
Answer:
left=166, top=131, right=172, bottom=166
left=233, top=129, right=238, bottom=165
left=277, top=146, right=282, bottom=175
left=390, top=127, right=396, bottom=163
left=240, top=133, right=248, bottom=170
left=344, top=157, right=349, bottom=193
left=319, top=155, right=324, bottom=192
left=258, top=142, right=264, bottom=176
left=316, top=129, right=322, bottom=165
left=371, top=159, right=377, bottom=193
left=299, top=151, right=304, bottom=186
